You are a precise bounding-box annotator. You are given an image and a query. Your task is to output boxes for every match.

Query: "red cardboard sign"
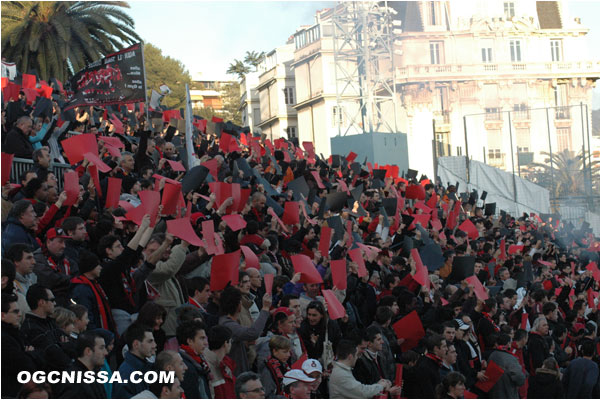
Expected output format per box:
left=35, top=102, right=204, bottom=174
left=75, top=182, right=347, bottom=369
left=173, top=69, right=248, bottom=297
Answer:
left=330, top=259, right=347, bottom=290
left=291, top=254, right=323, bottom=284
left=322, top=289, right=345, bottom=320
left=392, top=310, right=425, bottom=352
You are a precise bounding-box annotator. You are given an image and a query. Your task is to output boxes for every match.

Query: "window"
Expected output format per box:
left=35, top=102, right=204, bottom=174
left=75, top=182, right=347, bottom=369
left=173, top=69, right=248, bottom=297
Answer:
left=485, top=107, right=501, bottom=120
left=283, top=88, right=295, bottom=105
left=286, top=126, right=297, bottom=139
left=488, top=149, right=502, bottom=159
left=557, top=128, right=571, bottom=152
left=429, top=1, right=439, bottom=25
left=332, top=106, right=345, bottom=127
left=510, top=40, right=522, bottom=62
left=513, top=103, right=530, bottom=119
left=504, top=2, right=515, bottom=18
left=517, top=146, right=529, bottom=152
left=482, top=47, right=493, bottom=63
left=430, top=41, right=444, bottom=64
left=550, top=39, right=562, bottom=62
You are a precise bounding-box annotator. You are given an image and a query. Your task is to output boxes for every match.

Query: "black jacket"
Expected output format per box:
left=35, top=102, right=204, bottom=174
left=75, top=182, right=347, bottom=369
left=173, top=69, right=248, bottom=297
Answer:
left=409, top=355, right=441, bottom=398
left=99, top=247, right=140, bottom=313
left=179, top=349, right=211, bottom=399
left=353, top=351, right=384, bottom=385
left=1, top=322, right=38, bottom=397
left=20, top=313, right=74, bottom=371
left=527, top=367, right=563, bottom=399
left=58, top=360, right=107, bottom=399
left=526, top=332, right=549, bottom=375
left=4, top=126, right=34, bottom=159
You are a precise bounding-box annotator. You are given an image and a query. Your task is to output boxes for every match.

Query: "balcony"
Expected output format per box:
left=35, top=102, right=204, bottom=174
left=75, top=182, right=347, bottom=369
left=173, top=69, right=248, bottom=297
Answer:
left=555, top=106, right=571, bottom=120
left=395, top=61, right=600, bottom=84
left=485, top=108, right=502, bottom=121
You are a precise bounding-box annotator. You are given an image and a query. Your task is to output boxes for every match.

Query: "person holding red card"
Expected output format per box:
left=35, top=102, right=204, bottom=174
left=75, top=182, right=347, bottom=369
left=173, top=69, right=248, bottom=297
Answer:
left=488, top=333, right=527, bottom=399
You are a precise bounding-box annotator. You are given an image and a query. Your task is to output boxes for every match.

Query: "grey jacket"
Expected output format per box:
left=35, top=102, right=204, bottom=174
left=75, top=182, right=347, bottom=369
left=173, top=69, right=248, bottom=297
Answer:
left=219, top=310, right=269, bottom=376
left=488, top=349, right=526, bottom=399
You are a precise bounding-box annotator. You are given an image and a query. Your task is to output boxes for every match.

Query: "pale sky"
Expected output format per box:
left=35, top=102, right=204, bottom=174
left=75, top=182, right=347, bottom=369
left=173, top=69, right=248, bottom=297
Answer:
left=127, top=0, right=600, bottom=107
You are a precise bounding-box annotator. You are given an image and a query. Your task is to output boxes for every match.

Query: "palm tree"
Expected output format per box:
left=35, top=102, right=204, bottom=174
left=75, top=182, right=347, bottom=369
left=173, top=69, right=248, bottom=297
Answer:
left=226, top=59, right=250, bottom=80
left=525, top=149, right=599, bottom=198
left=1, top=1, right=141, bottom=82
left=244, top=50, right=265, bottom=71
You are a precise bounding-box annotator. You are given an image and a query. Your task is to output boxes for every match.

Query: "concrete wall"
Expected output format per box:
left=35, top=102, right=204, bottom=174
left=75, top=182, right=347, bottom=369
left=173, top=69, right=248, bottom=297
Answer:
left=331, top=132, right=409, bottom=173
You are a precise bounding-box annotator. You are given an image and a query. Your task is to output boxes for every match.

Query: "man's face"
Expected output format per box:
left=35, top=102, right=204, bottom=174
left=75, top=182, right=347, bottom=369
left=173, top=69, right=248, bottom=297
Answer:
left=121, top=155, right=135, bottom=172
left=164, top=143, right=176, bottom=158
left=1, top=302, right=22, bottom=327
left=253, top=195, right=266, bottom=210
left=443, top=327, right=456, bottom=342
left=444, top=345, right=457, bottom=365
left=18, top=119, right=33, bottom=136
left=91, top=337, right=108, bottom=368
left=88, top=265, right=102, bottom=280
left=137, top=331, right=157, bottom=358
left=46, top=173, right=57, bottom=187
left=305, top=283, right=320, bottom=298
left=434, top=341, right=448, bottom=359
left=238, top=275, right=251, bottom=294
left=107, top=240, right=124, bottom=260
left=273, top=347, right=291, bottom=363
left=34, top=182, right=49, bottom=201
left=70, top=223, right=87, bottom=242
left=14, top=251, right=35, bottom=275
left=19, top=205, right=37, bottom=229
left=164, top=378, right=183, bottom=399
left=500, top=270, right=510, bottom=281
left=43, top=289, right=56, bottom=315
left=502, top=297, right=513, bottom=310
left=188, top=329, right=208, bottom=355
left=547, top=308, right=558, bottom=322
left=196, top=285, right=211, bottom=305
left=248, top=269, right=262, bottom=290
left=37, top=149, right=51, bottom=168
left=46, top=238, right=66, bottom=257
left=240, top=379, right=265, bottom=399
left=289, top=381, right=311, bottom=399
left=537, top=319, right=549, bottom=336
left=369, top=334, right=384, bottom=352
left=170, top=353, right=188, bottom=381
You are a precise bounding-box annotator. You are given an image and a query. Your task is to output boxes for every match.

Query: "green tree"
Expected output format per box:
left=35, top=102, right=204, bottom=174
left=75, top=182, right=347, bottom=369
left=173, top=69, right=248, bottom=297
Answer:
left=525, top=149, right=600, bottom=198
left=143, top=42, right=191, bottom=110
left=226, top=59, right=250, bottom=80
left=244, top=50, right=265, bottom=71
left=221, top=82, right=242, bottom=125
left=1, top=1, right=140, bottom=82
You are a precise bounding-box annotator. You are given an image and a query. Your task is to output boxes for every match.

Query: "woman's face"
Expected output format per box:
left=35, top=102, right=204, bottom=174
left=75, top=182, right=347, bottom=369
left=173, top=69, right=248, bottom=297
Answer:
left=63, top=323, right=75, bottom=335
left=306, top=308, right=322, bottom=326
left=155, top=315, right=164, bottom=330
left=278, top=314, right=296, bottom=335
left=75, top=312, right=89, bottom=332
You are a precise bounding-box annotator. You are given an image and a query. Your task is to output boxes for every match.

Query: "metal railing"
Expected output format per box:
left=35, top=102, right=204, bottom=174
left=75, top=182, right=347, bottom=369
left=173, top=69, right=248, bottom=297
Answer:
left=10, top=157, right=72, bottom=191
left=555, top=106, right=571, bottom=120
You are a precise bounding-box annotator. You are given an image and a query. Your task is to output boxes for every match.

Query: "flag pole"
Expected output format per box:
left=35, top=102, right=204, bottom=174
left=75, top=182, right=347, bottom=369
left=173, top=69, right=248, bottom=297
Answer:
left=140, top=41, right=150, bottom=124
left=185, top=83, right=195, bottom=170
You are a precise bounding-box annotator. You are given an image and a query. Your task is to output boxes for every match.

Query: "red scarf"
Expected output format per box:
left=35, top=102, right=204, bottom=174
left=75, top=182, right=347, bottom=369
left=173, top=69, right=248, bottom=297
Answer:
left=180, top=344, right=212, bottom=376
left=425, top=353, right=443, bottom=366
left=71, top=275, right=114, bottom=331
left=47, top=253, right=71, bottom=276
left=265, top=356, right=290, bottom=395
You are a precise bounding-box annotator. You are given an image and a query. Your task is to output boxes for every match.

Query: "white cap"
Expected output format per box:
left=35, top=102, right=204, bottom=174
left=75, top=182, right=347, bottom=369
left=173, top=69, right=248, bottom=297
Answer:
left=282, top=369, right=316, bottom=387
left=301, top=359, right=323, bottom=375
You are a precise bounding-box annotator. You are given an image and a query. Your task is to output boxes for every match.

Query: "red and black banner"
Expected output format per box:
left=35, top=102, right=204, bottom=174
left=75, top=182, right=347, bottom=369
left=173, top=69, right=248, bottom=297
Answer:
left=64, top=43, right=145, bottom=110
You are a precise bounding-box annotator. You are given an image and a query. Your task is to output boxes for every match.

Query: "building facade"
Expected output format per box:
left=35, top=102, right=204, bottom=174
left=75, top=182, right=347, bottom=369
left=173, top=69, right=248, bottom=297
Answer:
left=190, top=75, right=235, bottom=111
left=239, top=72, right=261, bottom=133
left=256, top=43, right=299, bottom=141
left=393, top=0, right=599, bottom=178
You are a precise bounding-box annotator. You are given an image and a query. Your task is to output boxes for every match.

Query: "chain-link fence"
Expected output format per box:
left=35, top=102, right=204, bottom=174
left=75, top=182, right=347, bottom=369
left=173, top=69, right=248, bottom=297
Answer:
left=434, top=103, right=599, bottom=218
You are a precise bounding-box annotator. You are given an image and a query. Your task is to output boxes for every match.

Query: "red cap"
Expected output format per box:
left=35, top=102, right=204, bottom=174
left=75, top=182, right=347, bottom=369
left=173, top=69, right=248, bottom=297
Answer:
left=272, top=307, right=294, bottom=317
left=47, top=228, right=70, bottom=240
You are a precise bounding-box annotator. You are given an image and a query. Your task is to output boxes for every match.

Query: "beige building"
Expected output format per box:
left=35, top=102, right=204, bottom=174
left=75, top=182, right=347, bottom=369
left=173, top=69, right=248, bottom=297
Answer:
left=240, top=71, right=261, bottom=133
left=393, top=0, right=600, bottom=178
left=292, top=8, right=364, bottom=156
left=256, top=43, right=299, bottom=141
left=190, top=74, right=235, bottom=111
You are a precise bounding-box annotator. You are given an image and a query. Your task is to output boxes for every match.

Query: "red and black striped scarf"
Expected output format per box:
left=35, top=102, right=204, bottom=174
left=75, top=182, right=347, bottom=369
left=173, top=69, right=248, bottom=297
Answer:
left=265, top=356, right=290, bottom=395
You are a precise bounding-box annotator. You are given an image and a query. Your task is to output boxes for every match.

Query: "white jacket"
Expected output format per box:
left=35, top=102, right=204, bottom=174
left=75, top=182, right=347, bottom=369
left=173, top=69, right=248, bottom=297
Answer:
left=328, top=361, right=384, bottom=399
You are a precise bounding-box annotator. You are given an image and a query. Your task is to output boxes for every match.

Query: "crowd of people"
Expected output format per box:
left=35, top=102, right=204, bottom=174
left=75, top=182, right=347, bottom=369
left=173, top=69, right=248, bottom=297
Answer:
left=1, top=80, right=600, bottom=399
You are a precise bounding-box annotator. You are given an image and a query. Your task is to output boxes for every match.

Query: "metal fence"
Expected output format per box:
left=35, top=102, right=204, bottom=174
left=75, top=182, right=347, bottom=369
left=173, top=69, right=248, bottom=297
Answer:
left=10, top=157, right=72, bottom=191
